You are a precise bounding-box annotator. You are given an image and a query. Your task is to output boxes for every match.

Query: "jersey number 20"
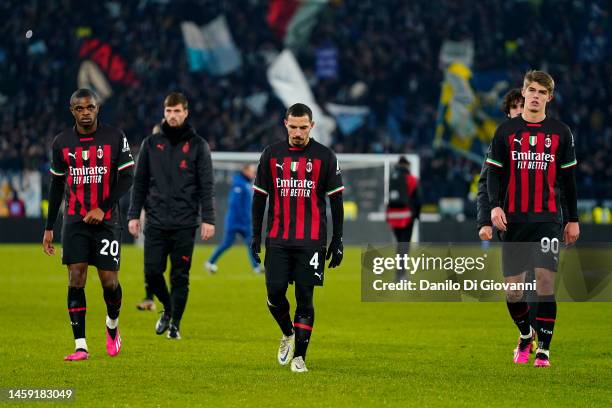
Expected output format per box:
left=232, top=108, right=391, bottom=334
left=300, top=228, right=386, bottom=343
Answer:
left=100, top=239, right=119, bottom=256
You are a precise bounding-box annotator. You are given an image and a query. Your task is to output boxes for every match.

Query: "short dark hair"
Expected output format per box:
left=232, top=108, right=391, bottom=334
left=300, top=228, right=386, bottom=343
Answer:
left=70, top=88, right=99, bottom=105
left=164, top=92, right=188, bottom=109
left=398, top=156, right=410, bottom=169
left=285, top=103, right=313, bottom=121
left=501, top=88, right=524, bottom=115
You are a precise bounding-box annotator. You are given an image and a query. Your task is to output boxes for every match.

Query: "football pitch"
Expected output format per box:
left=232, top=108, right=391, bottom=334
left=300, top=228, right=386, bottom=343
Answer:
left=0, top=244, right=610, bottom=407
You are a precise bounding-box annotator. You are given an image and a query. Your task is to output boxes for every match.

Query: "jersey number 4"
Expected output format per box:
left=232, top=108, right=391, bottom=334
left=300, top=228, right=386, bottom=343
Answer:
left=309, top=252, right=319, bottom=270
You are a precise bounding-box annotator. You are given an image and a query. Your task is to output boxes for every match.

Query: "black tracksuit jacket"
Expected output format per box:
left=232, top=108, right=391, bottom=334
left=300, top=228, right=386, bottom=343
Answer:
left=128, top=122, right=214, bottom=229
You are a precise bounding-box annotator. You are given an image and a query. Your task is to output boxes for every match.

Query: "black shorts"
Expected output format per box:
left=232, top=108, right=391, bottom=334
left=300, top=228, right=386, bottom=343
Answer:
left=501, top=222, right=561, bottom=277
left=61, top=221, right=122, bottom=271
left=264, top=246, right=326, bottom=286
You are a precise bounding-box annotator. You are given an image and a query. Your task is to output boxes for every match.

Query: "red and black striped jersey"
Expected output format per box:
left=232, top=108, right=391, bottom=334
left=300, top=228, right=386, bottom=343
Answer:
left=486, top=116, right=577, bottom=223
left=50, top=123, right=135, bottom=225
left=253, top=139, right=344, bottom=248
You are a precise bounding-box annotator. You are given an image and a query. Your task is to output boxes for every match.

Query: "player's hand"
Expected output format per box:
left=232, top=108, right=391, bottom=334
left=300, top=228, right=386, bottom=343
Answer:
left=326, top=235, right=343, bottom=268
left=43, top=230, right=55, bottom=255
left=201, top=223, right=215, bottom=241
left=128, top=219, right=141, bottom=238
left=479, top=225, right=493, bottom=241
left=83, top=208, right=105, bottom=224
left=563, top=221, right=580, bottom=246
left=250, top=236, right=261, bottom=264
left=491, top=207, right=507, bottom=232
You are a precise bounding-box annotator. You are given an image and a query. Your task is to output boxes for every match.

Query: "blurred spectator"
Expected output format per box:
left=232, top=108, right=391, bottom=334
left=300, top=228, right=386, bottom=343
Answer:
left=7, top=190, right=25, bottom=217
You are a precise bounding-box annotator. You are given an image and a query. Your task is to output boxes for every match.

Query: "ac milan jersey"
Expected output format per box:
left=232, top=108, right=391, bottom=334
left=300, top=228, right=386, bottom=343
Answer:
left=486, top=116, right=577, bottom=223
left=49, top=123, right=135, bottom=226
left=253, top=139, right=344, bottom=248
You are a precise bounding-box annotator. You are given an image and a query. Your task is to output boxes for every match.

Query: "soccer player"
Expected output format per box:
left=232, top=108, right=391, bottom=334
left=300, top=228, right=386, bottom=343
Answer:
left=477, top=89, right=538, bottom=354
left=43, top=88, right=135, bottom=361
left=251, top=103, right=344, bottom=373
left=487, top=71, right=580, bottom=367
left=127, top=92, right=215, bottom=340
left=205, top=164, right=261, bottom=274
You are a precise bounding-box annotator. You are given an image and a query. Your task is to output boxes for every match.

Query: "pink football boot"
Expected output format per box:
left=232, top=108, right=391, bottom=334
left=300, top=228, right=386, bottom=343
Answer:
left=106, top=327, right=122, bottom=357
left=64, top=350, right=89, bottom=361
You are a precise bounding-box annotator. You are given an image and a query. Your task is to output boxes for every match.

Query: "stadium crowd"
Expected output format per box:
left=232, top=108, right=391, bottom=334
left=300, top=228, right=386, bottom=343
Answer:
left=0, top=0, right=610, bottom=207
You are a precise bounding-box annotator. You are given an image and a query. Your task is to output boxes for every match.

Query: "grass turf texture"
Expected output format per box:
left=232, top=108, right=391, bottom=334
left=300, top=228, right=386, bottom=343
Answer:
left=0, top=244, right=610, bottom=407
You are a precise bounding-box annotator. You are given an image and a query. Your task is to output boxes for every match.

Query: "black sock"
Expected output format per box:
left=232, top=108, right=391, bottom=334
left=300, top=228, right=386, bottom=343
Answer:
left=104, top=283, right=122, bottom=339
left=294, top=314, right=314, bottom=359
left=267, top=297, right=294, bottom=337
left=146, top=273, right=171, bottom=312
left=506, top=301, right=532, bottom=336
left=527, top=300, right=538, bottom=334
left=536, top=295, right=556, bottom=350
left=525, top=272, right=538, bottom=330
left=104, top=283, right=122, bottom=319
left=67, top=287, right=86, bottom=341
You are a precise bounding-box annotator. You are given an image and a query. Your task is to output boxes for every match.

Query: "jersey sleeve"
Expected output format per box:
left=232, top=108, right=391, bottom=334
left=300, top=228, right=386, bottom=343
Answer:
left=325, top=151, right=344, bottom=196
left=485, top=126, right=506, bottom=169
left=253, top=148, right=271, bottom=196
left=117, top=131, right=135, bottom=171
left=559, top=126, right=578, bottom=170
left=49, top=135, right=67, bottom=176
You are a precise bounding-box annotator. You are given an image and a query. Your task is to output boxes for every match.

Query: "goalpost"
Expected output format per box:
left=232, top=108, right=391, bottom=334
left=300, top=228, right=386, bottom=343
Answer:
left=211, top=152, right=420, bottom=245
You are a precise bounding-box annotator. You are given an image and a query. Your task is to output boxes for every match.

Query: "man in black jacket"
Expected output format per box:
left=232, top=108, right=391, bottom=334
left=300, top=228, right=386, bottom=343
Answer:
left=128, top=92, right=215, bottom=339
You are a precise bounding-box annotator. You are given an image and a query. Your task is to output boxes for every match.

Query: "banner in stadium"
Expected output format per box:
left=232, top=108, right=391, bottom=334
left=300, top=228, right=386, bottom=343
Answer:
left=267, top=49, right=335, bottom=145
left=315, top=43, right=338, bottom=79
left=74, top=37, right=140, bottom=122
left=181, top=16, right=242, bottom=75
left=434, top=61, right=479, bottom=157
left=434, top=39, right=518, bottom=161
left=267, top=0, right=328, bottom=50
left=325, top=103, right=369, bottom=135
left=434, top=68, right=513, bottom=160
left=77, top=38, right=139, bottom=96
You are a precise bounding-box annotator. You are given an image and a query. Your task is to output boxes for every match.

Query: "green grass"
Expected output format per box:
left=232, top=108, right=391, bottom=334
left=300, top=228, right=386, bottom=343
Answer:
left=0, top=244, right=610, bottom=407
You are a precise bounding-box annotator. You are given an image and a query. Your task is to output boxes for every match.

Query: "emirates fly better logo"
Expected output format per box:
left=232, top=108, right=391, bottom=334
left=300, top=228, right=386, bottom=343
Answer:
left=512, top=135, right=555, bottom=170
left=276, top=176, right=316, bottom=197
left=69, top=165, right=108, bottom=184
left=512, top=150, right=555, bottom=170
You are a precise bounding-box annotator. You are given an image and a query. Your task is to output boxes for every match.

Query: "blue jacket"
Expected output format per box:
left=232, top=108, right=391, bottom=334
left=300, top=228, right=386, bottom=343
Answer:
left=225, top=172, right=252, bottom=231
